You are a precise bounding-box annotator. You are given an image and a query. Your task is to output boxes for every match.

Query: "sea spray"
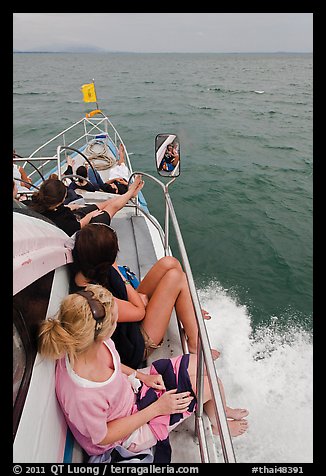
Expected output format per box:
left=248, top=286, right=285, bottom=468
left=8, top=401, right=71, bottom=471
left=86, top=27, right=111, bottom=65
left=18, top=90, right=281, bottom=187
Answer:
left=198, top=282, right=313, bottom=463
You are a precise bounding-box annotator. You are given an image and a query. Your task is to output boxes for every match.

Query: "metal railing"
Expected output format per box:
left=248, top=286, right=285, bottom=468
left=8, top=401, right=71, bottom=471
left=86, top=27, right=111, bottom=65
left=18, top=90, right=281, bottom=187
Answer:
left=14, top=115, right=133, bottom=185
left=128, top=172, right=236, bottom=463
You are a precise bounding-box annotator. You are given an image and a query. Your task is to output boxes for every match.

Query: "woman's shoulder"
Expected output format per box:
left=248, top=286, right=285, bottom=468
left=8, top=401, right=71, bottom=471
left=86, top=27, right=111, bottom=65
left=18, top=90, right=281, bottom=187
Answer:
left=107, top=265, right=122, bottom=279
left=46, top=204, right=72, bottom=216
left=104, top=337, right=117, bottom=354
left=106, top=266, right=128, bottom=300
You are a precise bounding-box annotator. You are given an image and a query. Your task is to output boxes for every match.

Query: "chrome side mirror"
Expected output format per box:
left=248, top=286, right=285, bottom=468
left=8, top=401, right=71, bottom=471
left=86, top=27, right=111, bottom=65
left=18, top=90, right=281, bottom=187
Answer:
left=155, top=134, right=180, bottom=177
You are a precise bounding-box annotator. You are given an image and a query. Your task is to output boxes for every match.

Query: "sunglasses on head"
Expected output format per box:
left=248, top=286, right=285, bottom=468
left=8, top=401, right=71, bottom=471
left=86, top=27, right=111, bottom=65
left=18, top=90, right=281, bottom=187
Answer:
left=76, top=289, right=106, bottom=338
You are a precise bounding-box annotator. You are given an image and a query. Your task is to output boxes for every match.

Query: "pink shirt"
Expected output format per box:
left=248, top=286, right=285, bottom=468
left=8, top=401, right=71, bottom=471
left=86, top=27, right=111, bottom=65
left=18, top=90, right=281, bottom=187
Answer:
left=55, top=338, right=152, bottom=455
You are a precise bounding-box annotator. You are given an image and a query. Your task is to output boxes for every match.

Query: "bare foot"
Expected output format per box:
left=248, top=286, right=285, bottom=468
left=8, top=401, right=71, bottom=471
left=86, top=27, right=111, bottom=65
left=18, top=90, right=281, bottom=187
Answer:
left=226, top=407, right=249, bottom=420
left=213, top=419, right=248, bottom=438
left=228, top=419, right=248, bottom=437
left=129, top=175, right=144, bottom=197
left=67, top=155, right=75, bottom=167
left=211, top=348, right=221, bottom=360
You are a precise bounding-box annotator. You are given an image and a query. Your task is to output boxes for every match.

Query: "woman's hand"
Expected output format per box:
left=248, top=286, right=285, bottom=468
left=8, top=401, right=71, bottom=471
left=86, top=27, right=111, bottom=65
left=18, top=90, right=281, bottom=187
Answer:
left=115, top=178, right=128, bottom=185
left=138, top=292, right=149, bottom=307
left=89, top=209, right=105, bottom=219
left=154, top=389, right=193, bottom=416
left=138, top=372, right=166, bottom=390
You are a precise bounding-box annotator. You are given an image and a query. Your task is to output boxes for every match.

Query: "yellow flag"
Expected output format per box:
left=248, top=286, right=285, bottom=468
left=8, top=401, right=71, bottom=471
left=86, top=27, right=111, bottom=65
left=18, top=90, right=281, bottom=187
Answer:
left=81, top=83, right=97, bottom=103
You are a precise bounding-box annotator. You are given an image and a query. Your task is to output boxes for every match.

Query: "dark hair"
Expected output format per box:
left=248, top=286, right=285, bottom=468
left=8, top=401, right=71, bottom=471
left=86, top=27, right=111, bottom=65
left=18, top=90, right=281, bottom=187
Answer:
left=72, top=223, right=119, bottom=287
left=29, top=179, right=67, bottom=213
left=76, top=165, right=88, bottom=178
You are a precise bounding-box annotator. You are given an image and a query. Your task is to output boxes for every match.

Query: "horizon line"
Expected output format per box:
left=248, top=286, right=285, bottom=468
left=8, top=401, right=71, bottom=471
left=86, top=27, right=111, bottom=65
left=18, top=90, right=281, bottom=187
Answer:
left=13, top=49, right=313, bottom=54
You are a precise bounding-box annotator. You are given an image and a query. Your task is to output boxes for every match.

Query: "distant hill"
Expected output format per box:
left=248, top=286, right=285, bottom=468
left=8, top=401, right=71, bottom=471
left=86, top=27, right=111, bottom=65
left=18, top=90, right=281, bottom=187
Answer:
left=13, top=44, right=107, bottom=53
left=13, top=48, right=312, bottom=54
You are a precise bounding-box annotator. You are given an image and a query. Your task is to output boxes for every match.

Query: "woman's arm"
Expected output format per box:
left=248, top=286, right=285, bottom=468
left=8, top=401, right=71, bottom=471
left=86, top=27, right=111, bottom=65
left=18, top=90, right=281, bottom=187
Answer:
left=98, top=388, right=192, bottom=446
left=115, top=295, right=146, bottom=322
left=78, top=208, right=106, bottom=228
left=19, top=166, right=32, bottom=189
left=172, top=153, right=179, bottom=166
left=98, top=402, right=159, bottom=446
left=120, top=364, right=166, bottom=390
left=111, top=263, right=147, bottom=321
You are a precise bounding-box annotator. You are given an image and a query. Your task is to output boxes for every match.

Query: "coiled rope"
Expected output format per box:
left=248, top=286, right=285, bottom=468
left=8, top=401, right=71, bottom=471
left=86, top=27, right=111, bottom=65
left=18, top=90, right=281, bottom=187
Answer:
left=84, top=140, right=116, bottom=170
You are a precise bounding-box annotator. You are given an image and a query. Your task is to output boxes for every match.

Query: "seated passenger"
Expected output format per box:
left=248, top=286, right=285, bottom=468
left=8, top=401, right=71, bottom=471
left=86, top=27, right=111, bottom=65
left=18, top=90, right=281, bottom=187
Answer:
left=70, top=222, right=220, bottom=369
left=158, top=144, right=179, bottom=172
left=68, top=165, right=99, bottom=193
left=13, top=150, right=32, bottom=193
left=13, top=180, right=27, bottom=209
left=37, top=284, right=249, bottom=462
left=26, top=175, right=144, bottom=237
left=84, top=143, right=130, bottom=194
left=85, top=163, right=129, bottom=195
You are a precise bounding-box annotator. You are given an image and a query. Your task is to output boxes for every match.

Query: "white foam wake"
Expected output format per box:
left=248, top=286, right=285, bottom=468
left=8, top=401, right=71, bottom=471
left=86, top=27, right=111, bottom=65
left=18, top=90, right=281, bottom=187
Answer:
left=198, top=282, right=313, bottom=463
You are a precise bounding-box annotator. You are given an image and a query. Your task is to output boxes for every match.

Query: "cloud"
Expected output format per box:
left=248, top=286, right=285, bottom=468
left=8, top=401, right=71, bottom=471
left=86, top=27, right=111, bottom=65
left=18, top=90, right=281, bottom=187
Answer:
left=13, top=13, right=313, bottom=53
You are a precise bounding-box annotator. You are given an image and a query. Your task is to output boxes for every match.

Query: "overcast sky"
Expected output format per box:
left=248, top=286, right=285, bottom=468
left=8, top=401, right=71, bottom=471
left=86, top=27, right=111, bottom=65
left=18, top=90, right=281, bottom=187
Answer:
left=13, top=13, right=313, bottom=53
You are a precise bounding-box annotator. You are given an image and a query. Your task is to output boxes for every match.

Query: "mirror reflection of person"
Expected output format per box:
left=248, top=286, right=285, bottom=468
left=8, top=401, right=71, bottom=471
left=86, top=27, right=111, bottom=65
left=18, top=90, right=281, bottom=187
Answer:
left=158, top=144, right=179, bottom=172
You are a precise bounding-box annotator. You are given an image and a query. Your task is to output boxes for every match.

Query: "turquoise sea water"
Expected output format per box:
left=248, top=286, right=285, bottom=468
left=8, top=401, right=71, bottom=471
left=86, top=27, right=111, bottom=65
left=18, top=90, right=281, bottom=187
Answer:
left=13, top=53, right=313, bottom=462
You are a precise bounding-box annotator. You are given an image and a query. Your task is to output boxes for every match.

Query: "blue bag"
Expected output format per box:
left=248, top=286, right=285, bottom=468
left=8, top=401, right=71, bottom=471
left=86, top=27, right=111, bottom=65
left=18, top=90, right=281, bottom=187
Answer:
left=118, top=265, right=140, bottom=289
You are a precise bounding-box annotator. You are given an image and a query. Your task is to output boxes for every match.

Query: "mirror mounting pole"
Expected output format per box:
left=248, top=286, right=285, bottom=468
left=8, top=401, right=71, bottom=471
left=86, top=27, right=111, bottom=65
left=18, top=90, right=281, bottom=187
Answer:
left=163, top=177, right=176, bottom=252
left=165, top=177, right=177, bottom=189
left=128, top=172, right=177, bottom=255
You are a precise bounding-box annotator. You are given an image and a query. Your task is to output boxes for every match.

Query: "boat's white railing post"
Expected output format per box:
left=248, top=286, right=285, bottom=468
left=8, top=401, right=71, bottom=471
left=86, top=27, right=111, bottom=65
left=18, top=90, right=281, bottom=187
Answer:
left=28, top=118, right=85, bottom=159
left=56, top=146, right=63, bottom=180
left=195, top=338, right=210, bottom=462
left=20, top=113, right=133, bottom=185
left=128, top=172, right=236, bottom=463
left=83, top=119, right=89, bottom=144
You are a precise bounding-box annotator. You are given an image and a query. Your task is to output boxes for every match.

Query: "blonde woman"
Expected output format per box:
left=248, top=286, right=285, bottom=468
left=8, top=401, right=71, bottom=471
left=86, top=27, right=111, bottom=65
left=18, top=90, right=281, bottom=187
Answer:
left=38, top=284, right=248, bottom=463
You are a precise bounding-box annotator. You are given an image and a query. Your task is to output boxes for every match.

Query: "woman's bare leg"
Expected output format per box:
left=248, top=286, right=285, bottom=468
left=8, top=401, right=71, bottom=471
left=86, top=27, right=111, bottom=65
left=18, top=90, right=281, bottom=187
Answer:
left=137, top=256, right=182, bottom=296
left=118, top=144, right=125, bottom=165
left=187, top=354, right=248, bottom=437
left=97, top=175, right=144, bottom=217
left=140, top=267, right=198, bottom=347
left=139, top=257, right=219, bottom=357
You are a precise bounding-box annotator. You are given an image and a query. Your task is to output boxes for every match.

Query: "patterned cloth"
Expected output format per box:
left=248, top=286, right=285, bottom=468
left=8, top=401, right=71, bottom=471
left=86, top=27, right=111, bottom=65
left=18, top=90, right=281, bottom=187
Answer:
left=89, top=445, right=154, bottom=464
left=136, top=354, right=197, bottom=463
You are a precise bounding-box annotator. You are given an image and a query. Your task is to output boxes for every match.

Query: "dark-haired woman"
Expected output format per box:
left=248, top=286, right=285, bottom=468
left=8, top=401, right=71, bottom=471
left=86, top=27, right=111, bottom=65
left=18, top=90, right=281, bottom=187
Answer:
left=27, top=176, right=144, bottom=237
left=70, top=223, right=220, bottom=369
left=69, top=164, right=128, bottom=195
